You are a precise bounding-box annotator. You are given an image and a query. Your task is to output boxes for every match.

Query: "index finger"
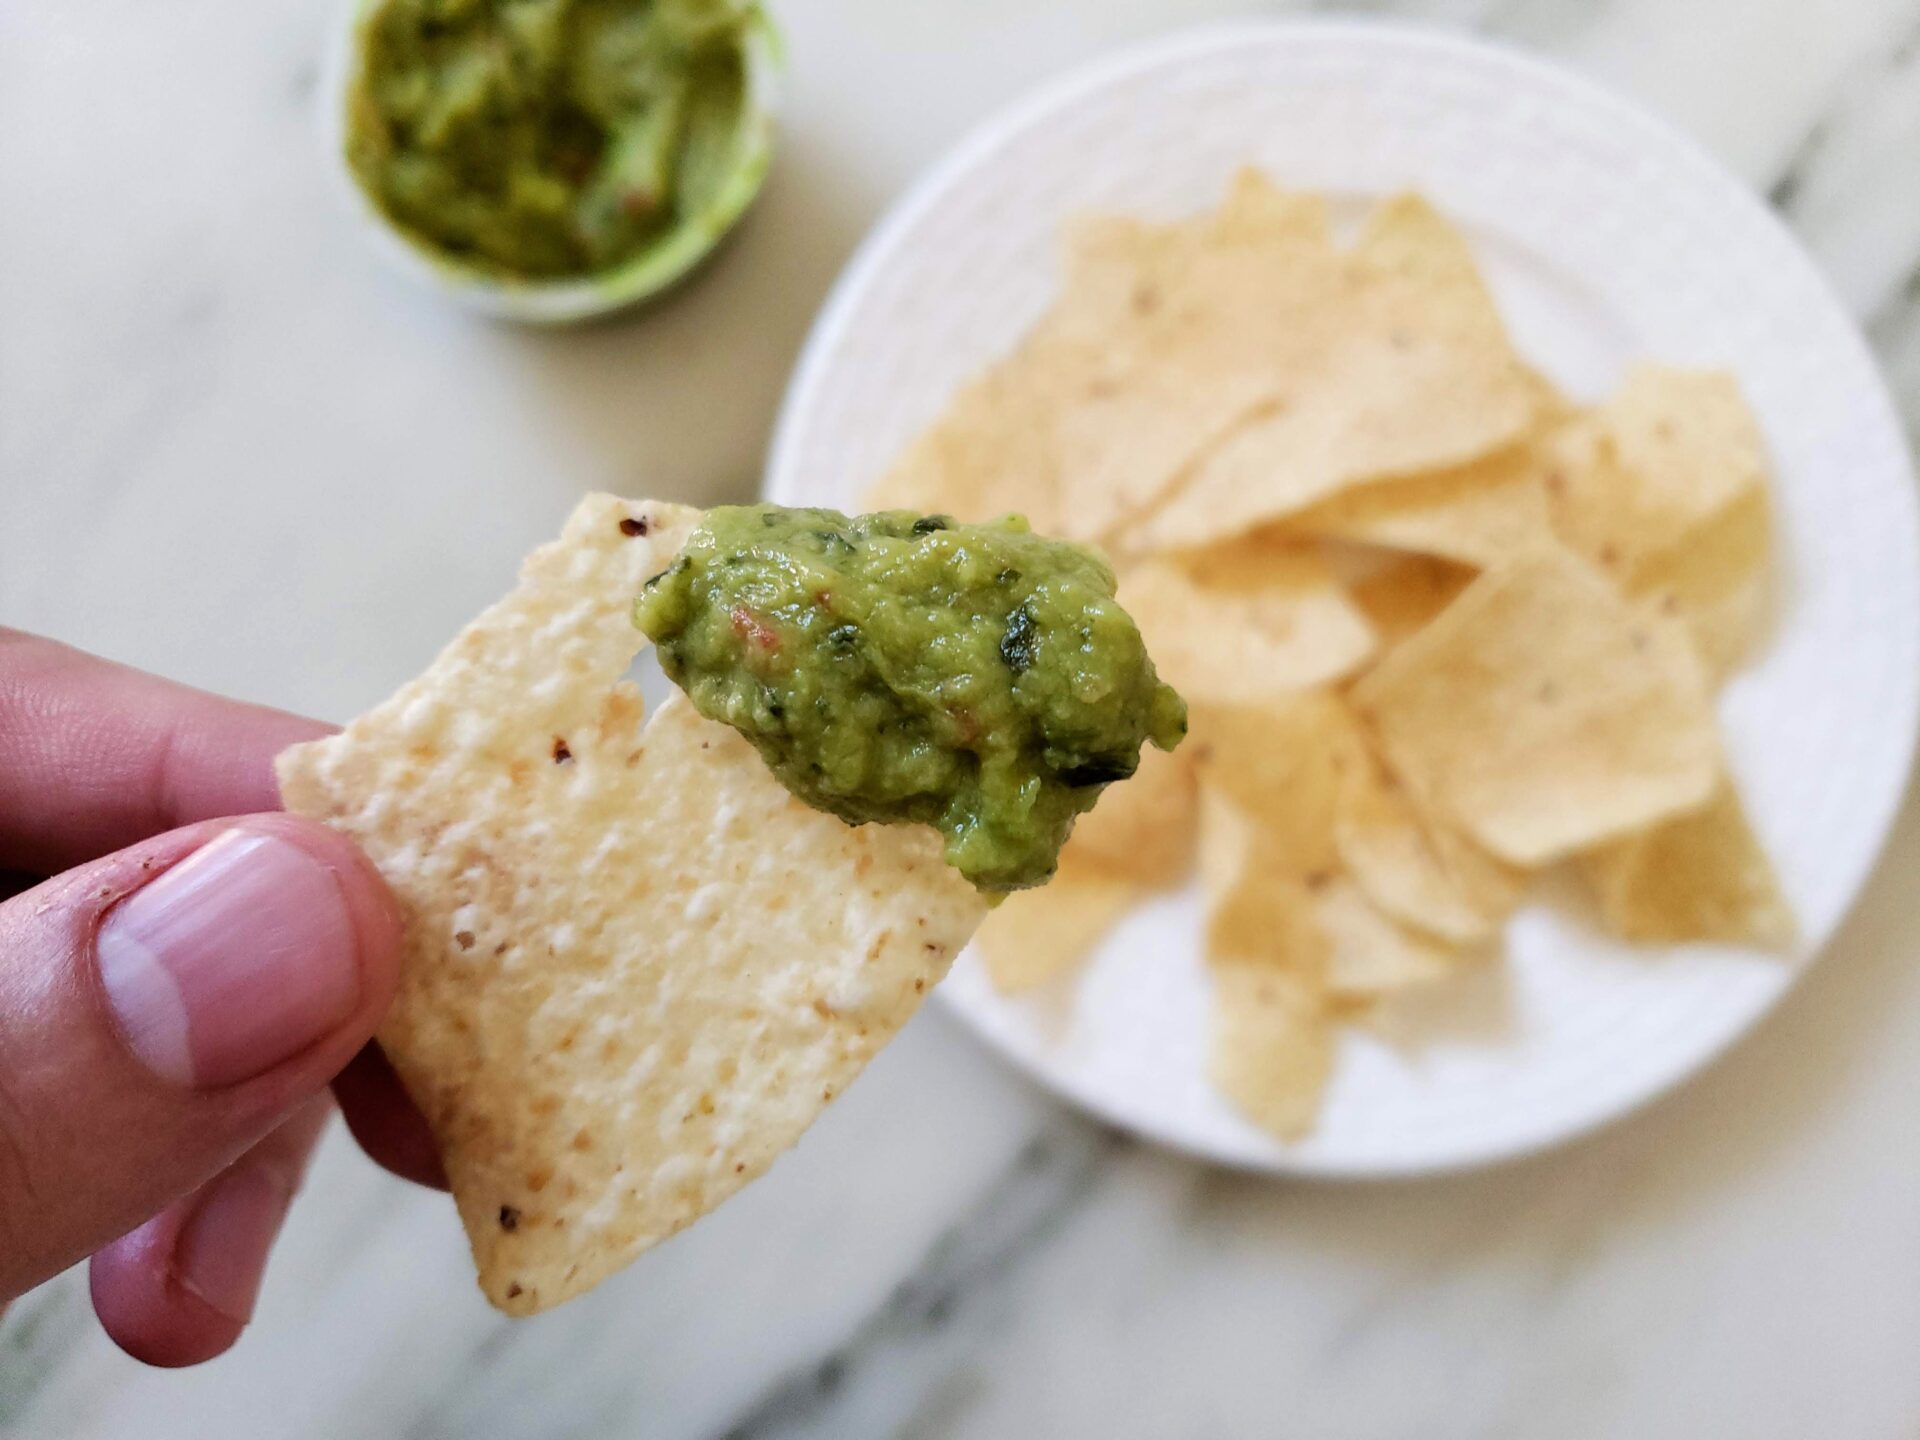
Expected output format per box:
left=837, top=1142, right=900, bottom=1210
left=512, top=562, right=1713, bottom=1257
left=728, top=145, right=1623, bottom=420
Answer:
left=0, top=629, right=330, bottom=872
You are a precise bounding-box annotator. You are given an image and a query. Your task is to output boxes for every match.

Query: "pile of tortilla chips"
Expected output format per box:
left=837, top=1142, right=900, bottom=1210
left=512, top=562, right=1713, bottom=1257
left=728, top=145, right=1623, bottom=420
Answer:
left=868, top=171, right=1792, bottom=1140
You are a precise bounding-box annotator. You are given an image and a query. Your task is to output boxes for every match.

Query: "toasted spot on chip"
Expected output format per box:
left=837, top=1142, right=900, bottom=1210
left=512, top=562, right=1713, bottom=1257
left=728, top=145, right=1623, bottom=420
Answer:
left=277, top=495, right=986, bottom=1315
left=1582, top=782, right=1793, bottom=948
left=1350, top=547, right=1720, bottom=865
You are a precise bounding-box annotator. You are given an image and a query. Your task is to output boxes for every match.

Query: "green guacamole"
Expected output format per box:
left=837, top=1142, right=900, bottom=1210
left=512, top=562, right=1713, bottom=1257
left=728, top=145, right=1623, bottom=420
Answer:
left=634, top=505, right=1187, bottom=893
left=346, top=0, right=756, bottom=279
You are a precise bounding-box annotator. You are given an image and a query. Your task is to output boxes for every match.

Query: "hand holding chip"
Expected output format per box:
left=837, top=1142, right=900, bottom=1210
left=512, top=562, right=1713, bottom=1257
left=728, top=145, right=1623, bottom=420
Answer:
left=0, top=629, right=442, bottom=1366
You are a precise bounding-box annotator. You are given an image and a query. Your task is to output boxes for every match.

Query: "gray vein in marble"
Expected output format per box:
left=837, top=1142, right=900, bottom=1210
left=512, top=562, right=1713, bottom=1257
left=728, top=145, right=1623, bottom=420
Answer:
left=1766, top=118, right=1828, bottom=213
left=1758, top=3, right=1920, bottom=320
left=710, top=1118, right=1122, bottom=1440
left=1768, top=6, right=1920, bottom=213
left=0, top=1269, right=89, bottom=1433
left=1301, top=0, right=1606, bottom=48
left=289, top=58, right=320, bottom=109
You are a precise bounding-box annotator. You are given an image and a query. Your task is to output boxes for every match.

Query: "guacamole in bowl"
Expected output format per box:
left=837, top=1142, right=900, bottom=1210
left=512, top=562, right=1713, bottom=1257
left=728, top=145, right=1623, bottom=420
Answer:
left=335, top=0, right=777, bottom=321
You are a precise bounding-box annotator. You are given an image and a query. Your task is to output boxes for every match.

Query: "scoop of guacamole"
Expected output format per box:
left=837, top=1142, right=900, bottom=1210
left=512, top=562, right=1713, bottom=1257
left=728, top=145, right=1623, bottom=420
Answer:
left=346, top=0, right=756, bottom=279
left=633, top=505, right=1187, bottom=893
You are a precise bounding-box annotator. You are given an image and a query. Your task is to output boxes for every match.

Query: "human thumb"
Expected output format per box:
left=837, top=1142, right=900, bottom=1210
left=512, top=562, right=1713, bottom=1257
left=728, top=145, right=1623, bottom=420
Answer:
left=0, top=813, right=403, bottom=1300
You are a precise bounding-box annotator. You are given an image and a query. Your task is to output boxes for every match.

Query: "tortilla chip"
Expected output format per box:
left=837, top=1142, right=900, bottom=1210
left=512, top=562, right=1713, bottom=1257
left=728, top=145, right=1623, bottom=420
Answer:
left=278, top=495, right=987, bottom=1315
left=1583, top=782, right=1794, bottom=947
left=1064, top=740, right=1197, bottom=883
left=1119, top=538, right=1376, bottom=705
left=1199, top=794, right=1335, bottom=1142
left=1209, top=168, right=1336, bottom=247
left=1542, top=367, right=1768, bottom=583
left=1346, top=555, right=1477, bottom=651
left=867, top=176, right=1336, bottom=537
left=1189, top=694, right=1370, bottom=875
left=862, top=339, right=1071, bottom=533
left=1349, top=547, right=1720, bottom=865
left=1055, top=172, right=1330, bottom=345
left=1335, top=744, right=1525, bottom=945
left=1133, top=195, right=1539, bottom=551
left=1314, top=876, right=1469, bottom=1000
left=975, top=861, right=1141, bottom=993
left=1208, top=963, right=1334, bottom=1140
left=1052, top=188, right=1344, bottom=542
left=1198, top=791, right=1330, bottom=972
left=1629, top=489, right=1773, bottom=681
left=1605, top=366, right=1768, bottom=535
left=1290, top=441, right=1556, bottom=568
left=862, top=206, right=1186, bottom=528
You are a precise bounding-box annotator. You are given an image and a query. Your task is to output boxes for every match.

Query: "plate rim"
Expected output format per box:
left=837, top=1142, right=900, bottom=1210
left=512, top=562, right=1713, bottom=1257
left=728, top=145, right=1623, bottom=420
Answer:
left=765, top=18, right=1920, bottom=1177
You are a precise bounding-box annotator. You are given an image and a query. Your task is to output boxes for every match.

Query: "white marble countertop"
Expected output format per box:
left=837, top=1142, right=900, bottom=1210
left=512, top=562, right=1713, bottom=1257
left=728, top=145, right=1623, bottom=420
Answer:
left=6, top=1, right=1920, bottom=1436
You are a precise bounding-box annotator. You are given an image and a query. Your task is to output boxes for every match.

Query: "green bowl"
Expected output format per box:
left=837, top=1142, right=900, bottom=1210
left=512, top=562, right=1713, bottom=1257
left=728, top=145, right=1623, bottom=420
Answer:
left=323, top=1, right=781, bottom=324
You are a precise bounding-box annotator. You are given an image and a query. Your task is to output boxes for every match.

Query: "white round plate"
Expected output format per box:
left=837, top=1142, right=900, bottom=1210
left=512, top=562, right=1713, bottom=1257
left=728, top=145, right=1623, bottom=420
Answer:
left=765, top=22, right=1920, bottom=1174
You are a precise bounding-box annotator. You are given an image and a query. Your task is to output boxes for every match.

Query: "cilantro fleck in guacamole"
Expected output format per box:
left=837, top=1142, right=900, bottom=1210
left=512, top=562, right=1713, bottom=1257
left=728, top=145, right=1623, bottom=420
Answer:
left=345, top=0, right=759, bottom=280
left=634, top=506, right=1188, bottom=892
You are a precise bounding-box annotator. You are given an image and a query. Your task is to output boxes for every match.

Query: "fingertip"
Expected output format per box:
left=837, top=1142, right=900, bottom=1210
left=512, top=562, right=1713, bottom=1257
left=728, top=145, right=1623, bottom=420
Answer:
left=88, top=1098, right=331, bottom=1368
left=91, top=1218, right=245, bottom=1369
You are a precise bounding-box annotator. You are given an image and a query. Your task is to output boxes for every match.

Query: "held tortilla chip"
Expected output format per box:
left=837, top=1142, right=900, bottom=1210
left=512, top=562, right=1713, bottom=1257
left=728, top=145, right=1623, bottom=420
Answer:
left=277, top=495, right=987, bottom=1315
left=1350, top=547, right=1720, bottom=866
left=1119, top=539, right=1376, bottom=705
left=1582, top=782, right=1794, bottom=947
